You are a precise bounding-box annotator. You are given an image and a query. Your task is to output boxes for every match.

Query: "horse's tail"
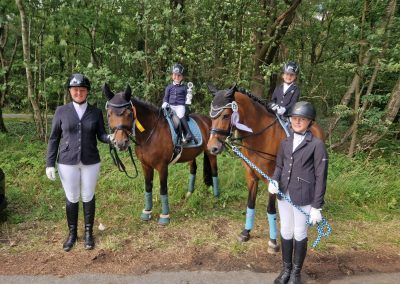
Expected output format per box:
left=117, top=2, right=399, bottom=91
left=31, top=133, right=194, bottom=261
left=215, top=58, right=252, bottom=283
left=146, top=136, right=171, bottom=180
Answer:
left=203, top=152, right=213, bottom=186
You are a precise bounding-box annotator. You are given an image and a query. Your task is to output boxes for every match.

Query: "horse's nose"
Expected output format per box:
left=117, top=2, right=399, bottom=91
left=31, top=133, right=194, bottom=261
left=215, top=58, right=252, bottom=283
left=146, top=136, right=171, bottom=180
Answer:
left=210, top=145, right=221, bottom=155
left=116, top=138, right=129, bottom=151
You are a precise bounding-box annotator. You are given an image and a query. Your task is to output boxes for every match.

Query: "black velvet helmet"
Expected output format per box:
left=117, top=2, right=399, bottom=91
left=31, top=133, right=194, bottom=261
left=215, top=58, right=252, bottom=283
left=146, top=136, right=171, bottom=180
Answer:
left=282, top=61, right=299, bottom=75
left=66, top=73, right=91, bottom=90
left=289, top=101, right=316, bottom=120
left=171, top=63, right=184, bottom=75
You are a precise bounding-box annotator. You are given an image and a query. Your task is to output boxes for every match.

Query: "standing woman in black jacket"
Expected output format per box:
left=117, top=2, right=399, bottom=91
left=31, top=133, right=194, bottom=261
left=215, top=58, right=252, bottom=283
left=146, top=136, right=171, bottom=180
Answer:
left=46, top=73, right=112, bottom=252
left=268, top=101, right=328, bottom=284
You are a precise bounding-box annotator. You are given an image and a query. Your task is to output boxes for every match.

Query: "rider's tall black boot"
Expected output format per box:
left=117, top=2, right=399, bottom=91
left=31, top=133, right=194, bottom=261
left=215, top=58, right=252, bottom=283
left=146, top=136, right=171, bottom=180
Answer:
left=288, top=238, right=308, bottom=284
left=274, top=236, right=293, bottom=284
left=83, top=196, right=96, bottom=250
left=63, top=200, right=79, bottom=252
left=180, top=118, right=197, bottom=143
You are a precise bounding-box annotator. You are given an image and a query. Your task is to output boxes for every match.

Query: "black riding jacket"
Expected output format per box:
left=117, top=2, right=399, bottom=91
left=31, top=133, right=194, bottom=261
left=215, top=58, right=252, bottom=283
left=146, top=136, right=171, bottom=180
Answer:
left=46, top=102, right=109, bottom=167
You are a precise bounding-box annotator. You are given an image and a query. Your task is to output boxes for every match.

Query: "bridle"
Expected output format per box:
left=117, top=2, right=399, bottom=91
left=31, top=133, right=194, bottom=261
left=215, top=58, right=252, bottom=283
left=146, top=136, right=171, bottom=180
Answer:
left=209, top=102, right=235, bottom=137
left=209, top=98, right=278, bottom=160
left=105, top=99, right=139, bottom=179
left=105, top=100, right=136, bottom=139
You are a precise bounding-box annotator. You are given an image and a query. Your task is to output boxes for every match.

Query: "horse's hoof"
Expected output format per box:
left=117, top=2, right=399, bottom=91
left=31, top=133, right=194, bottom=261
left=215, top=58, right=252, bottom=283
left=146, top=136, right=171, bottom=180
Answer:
left=185, top=192, right=192, bottom=199
left=237, top=230, right=250, bottom=242
left=267, top=240, right=280, bottom=254
left=140, top=210, right=152, bottom=221
left=158, top=214, right=170, bottom=226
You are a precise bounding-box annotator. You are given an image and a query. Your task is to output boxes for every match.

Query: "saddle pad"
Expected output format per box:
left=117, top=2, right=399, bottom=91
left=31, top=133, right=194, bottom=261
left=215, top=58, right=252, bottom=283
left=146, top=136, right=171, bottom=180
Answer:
left=165, top=114, right=202, bottom=148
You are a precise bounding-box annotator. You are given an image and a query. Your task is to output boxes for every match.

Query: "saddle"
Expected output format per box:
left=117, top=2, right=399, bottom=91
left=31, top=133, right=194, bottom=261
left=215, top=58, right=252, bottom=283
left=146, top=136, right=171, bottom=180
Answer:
left=276, top=114, right=291, bottom=137
left=163, top=107, right=203, bottom=163
left=267, top=102, right=291, bottom=137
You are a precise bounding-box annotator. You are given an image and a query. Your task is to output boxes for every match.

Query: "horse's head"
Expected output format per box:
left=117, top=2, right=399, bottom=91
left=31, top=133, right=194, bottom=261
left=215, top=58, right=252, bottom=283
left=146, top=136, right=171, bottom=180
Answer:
left=103, top=83, right=135, bottom=151
left=207, top=83, right=237, bottom=155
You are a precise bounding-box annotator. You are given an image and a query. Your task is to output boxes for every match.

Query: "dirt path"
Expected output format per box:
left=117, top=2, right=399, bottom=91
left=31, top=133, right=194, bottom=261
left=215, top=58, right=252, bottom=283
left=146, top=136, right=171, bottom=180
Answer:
left=0, top=245, right=399, bottom=283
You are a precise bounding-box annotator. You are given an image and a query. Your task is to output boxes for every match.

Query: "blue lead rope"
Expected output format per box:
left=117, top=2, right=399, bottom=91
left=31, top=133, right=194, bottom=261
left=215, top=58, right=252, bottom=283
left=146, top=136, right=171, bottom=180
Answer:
left=231, top=146, right=331, bottom=248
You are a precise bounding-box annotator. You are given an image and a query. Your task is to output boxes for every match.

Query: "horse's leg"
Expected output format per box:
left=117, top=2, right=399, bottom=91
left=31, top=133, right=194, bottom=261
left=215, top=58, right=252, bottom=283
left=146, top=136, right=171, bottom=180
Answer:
left=238, top=168, right=258, bottom=242
left=158, top=165, right=170, bottom=225
left=186, top=160, right=197, bottom=198
left=140, top=164, right=154, bottom=221
left=267, top=192, right=280, bottom=254
left=204, top=152, right=219, bottom=197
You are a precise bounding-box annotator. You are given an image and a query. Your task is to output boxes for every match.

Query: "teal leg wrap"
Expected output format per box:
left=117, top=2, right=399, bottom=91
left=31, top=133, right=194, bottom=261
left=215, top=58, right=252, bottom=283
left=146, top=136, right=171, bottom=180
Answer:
left=145, top=191, right=152, bottom=211
left=161, top=194, right=169, bottom=215
left=212, top=176, right=220, bottom=197
left=159, top=194, right=170, bottom=225
left=188, top=174, right=196, bottom=193
left=267, top=213, right=278, bottom=240
left=140, top=191, right=153, bottom=221
left=245, top=207, right=255, bottom=231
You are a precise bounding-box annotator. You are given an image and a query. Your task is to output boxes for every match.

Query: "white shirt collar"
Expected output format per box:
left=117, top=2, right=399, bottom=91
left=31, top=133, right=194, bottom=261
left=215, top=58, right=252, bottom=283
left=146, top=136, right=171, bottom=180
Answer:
left=73, top=101, right=88, bottom=120
left=283, top=82, right=293, bottom=93
left=293, top=132, right=306, bottom=152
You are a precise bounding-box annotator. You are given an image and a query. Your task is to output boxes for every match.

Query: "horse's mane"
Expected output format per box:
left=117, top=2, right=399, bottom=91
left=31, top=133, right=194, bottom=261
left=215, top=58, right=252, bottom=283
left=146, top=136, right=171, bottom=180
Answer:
left=131, top=96, right=159, bottom=113
left=236, top=86, right=272, bottom=112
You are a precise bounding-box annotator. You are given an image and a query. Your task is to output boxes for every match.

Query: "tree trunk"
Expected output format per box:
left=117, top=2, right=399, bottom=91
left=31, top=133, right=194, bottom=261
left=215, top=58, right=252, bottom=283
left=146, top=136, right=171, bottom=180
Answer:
left=360, top=77, right=400, bottom=149
left=250, top=0, right=302, bottom=97
left=16, top=0, right=45, bottom=139
left=348, top=0, right=369, bottom=157
left=0, top=21, right=19, bottom=133
left=326, top=56, right=369, bottom=140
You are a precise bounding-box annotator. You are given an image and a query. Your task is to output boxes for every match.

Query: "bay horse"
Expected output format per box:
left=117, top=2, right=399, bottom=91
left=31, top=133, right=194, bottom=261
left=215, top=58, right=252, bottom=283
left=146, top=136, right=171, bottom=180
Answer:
left=103, top=84, right=219, bottom=225
left=207, top=84, right=324, bottom=253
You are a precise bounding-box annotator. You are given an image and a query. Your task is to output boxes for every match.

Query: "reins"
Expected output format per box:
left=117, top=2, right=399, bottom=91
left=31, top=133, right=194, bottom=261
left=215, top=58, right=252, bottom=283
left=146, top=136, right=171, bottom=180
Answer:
left=109, top=143, right=138, bottom=179
left=105, top=100, right=139, bottom=179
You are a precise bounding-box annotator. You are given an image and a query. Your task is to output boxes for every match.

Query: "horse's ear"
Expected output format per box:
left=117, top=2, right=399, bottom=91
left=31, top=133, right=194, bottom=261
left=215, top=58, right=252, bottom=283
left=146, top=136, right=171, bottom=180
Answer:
left=225, top=83, right=237, bottom=97
left=124, top=85, right=132, bottom=101
left=207, top=83, right=218, bottom=95
left=102, top=83, right=114, bottom=100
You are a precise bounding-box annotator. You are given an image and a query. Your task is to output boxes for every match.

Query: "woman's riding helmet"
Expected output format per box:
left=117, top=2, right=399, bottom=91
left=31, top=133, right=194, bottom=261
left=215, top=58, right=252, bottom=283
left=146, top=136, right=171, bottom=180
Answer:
left=66, top=73, right=91, bottom=90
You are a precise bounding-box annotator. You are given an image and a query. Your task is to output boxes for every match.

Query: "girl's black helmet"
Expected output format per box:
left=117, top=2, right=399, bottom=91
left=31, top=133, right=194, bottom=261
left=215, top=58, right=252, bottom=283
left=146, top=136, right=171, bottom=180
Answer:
left=171, top=63, right=184, bottom=75
left=283, top=61, right=299, bottom=75
left=289, top=101, right=316, bottom=120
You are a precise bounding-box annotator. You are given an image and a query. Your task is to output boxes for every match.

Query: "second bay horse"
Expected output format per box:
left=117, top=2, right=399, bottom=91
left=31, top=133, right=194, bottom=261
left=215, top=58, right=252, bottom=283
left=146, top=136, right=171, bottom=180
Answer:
left=207, top=84, right=325, bottom=253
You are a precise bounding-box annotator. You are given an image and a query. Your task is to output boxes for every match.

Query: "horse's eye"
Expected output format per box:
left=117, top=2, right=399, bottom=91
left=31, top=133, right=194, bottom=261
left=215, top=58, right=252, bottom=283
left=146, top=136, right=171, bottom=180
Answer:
left=222, top=114, right=230, bottom=120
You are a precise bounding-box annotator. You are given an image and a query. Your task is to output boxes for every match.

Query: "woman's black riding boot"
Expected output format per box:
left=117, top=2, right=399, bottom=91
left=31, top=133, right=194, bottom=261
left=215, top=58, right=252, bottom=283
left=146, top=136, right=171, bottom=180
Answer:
left=83, top=196, right=96, bottom=250
left=180, top=118, right=197, bottom=143
left=274, top=236, right=293, bottom=284
left=63, top=200, right=79, bottom=252
left=288, top=238, right=308, bottom=284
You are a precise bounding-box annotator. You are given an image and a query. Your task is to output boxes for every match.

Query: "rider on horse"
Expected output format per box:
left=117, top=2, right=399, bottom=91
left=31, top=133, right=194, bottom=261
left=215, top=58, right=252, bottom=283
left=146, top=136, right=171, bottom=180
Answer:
left=270, top=62, right=301, bottom=135
left=162, top=63, right=196, bottom=144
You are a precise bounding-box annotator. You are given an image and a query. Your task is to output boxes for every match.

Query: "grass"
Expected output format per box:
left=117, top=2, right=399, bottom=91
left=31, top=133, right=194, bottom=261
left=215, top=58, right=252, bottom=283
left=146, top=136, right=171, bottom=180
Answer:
left=0, top=120, right=399, bottom=256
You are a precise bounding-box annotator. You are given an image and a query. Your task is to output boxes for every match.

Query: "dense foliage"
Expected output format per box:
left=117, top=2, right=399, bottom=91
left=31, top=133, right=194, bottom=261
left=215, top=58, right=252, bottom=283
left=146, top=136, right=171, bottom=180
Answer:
left=1, top=0, right=399, bottom=152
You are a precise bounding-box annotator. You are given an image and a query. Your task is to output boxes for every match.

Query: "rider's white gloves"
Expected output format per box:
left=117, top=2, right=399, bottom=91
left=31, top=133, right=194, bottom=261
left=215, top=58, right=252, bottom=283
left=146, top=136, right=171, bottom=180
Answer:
left=309, top=207, right=323, bottom=225
left=162, top=102, right=169, bottom=109
left=268, top=179, right=279, bottom=194
left=276, top=106, right=286, bottom=115
left=271, top=103, right=279, bottom=111
left=46, top=167, right=56, bottom=181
